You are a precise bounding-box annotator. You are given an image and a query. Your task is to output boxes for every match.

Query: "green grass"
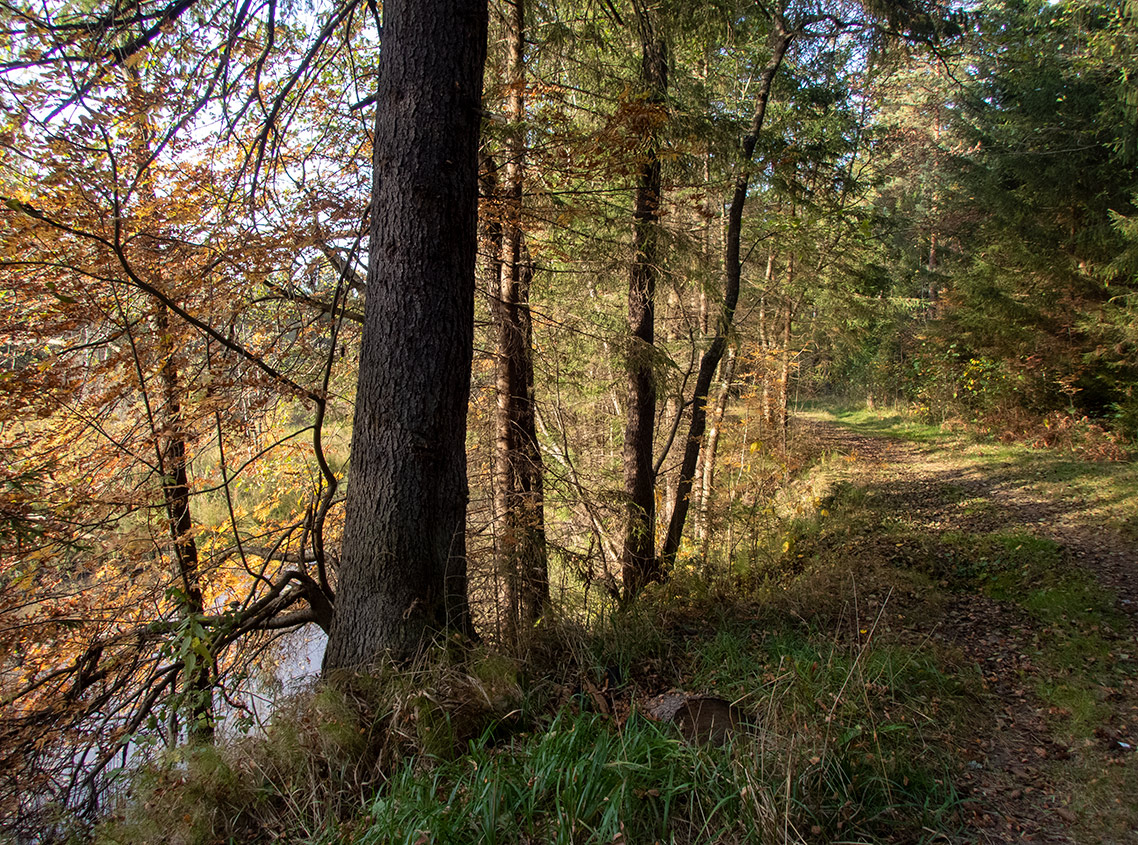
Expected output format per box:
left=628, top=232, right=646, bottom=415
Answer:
left=811, top=407, right=951, bottom=443
left=365, top=678, right=963, bottom=845
left=366, top=711, right=741, bottom=845
left=99, top=601, right=969, bottom=845
left=793, top=404, right=1138, bottom=841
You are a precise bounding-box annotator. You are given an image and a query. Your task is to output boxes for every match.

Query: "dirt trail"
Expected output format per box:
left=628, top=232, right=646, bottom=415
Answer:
left=799, top=418, right=1138, bottom=844
left=805, top=420, right=1138, bottom=609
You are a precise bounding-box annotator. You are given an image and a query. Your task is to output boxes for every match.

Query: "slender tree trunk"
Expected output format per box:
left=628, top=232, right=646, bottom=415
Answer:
left=621, top=6, right=667, bottom=598
left=512, top=255, right=548, bottom=629
left=758, top=253, right=775, bottom=433
left=490, top=0, right=548, bottom=646
left=661, top=21, right=792, bottom=570
left=125, top=69, right=212, bottom=739
left=324, top=0, right=488, bottom=669
left=927, top=232, right=939, bottom=319
left=149, top=254, right=203, bottom=621
left=661, top=286, right=680, bottom=525
left=777, top=256, right=795, bottom=452
left=927, top=101, right=941, bottom=320
left=697, top=343, right=736, bottom=550
left=694, top=50, right=719, bottom=337
left=481, top=154, right=508, bottom=639
left=153, top=306, right=212, bottom=741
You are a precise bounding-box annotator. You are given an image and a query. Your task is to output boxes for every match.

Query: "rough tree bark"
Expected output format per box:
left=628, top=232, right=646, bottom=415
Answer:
left=661, top=18, right=792, bottom=570
left=621, top=3, right=667, bottom=598
left=323, top=0, right=489, bottom=670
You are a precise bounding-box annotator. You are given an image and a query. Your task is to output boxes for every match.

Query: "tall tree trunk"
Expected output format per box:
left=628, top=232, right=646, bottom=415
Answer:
left=481, top=154, right=507, bottom=636
left=660, top=20, right=792, bottom=570
left=777, top=255, right=795, bottom=452
left=324, top=0, right=488, bottom=670
left=621, top=5, right=667, bottom=599
left=697, top=343, right=736, bottom=549
left=492, top=0, right=548, bottom=646
left=512, top=255, right=548, bottom=629
left=661, top=286, right=680, bottom=525
left=153, top=305, right=212, bottom=741
left=758, top=253, right=775, bottom=434
left=699, top=85, right=714, bottom=337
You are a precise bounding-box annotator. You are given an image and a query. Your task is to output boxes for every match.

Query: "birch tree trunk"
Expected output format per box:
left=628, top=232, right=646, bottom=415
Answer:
left=697, top=344, right=736, bottom=549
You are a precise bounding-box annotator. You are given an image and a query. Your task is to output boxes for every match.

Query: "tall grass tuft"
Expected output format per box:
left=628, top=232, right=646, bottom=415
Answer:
left=366, top=710, right=748, bottom=845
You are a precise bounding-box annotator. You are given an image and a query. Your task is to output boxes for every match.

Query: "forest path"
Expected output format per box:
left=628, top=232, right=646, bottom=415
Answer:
left=796, top=414, right=1138, bottom=844
left=802, top=415, right=1138, bottom=610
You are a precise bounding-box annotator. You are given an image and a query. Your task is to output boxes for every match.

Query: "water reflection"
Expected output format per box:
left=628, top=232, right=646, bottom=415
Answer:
left=228, top=625, right=328, bottom=730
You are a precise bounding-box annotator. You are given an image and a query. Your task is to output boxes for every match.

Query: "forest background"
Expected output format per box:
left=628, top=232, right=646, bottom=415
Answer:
left=0, top=0, right=1136, bottom=840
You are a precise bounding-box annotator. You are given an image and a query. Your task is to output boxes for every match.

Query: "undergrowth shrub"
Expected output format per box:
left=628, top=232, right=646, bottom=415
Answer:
left=96, top=653, right=524, bottom=845
left=96, top=683, right=382, bottom=845
left=990, top=410, right=1132, bottom=460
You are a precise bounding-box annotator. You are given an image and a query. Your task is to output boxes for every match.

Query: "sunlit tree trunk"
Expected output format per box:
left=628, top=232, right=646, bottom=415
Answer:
left=777, top=254, right=795, bottom=451
left=758, top=254, right=775, bottom=434
left=324, top=0, right=488, bottom=669
left=697, top=343, right=736, bottom=549
left=698, top=73, right=714, bottom=337
left=491, top=0, right=549, bottom=644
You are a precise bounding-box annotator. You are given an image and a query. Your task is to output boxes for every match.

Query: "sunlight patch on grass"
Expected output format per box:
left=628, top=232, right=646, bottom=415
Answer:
left=803, top=406, right=951, bottom=443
